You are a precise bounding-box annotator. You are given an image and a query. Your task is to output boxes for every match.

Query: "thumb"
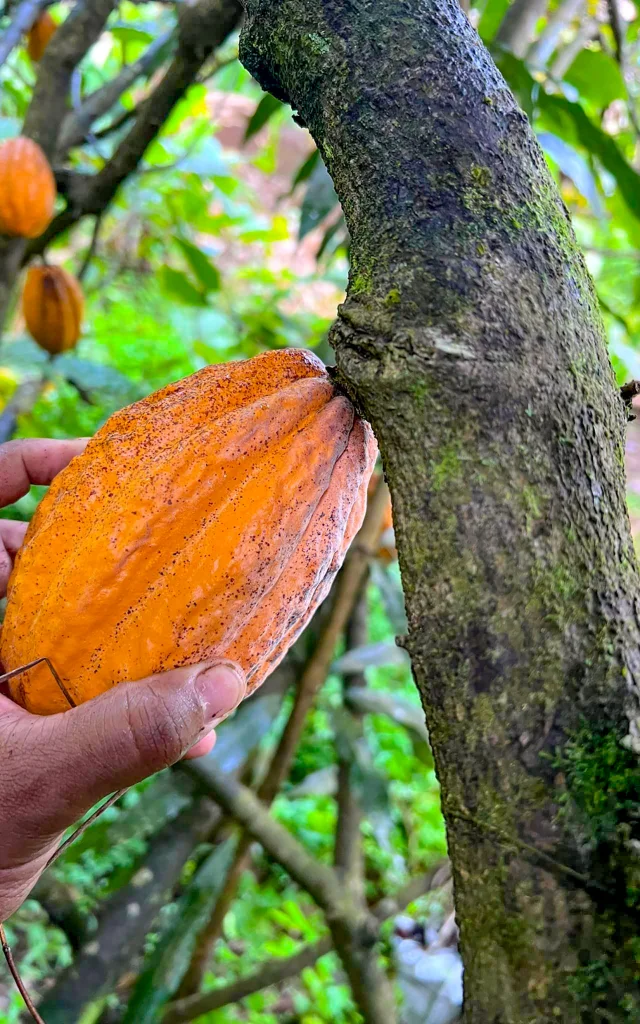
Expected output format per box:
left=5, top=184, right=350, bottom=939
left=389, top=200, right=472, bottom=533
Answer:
left=17, top=661, right=245, bottom=838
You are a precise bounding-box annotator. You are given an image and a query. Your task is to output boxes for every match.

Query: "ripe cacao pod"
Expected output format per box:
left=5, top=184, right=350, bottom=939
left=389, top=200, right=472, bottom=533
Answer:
left=0, top=137, right=56, bottom=238
left=22, top=264, right=84, bottom=354
left=1, top=349, right=377, bottom=716
left=26, top=11, right=56, bottom=61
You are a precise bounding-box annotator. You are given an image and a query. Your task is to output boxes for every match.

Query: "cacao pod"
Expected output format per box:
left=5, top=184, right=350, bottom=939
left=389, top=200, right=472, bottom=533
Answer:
left=1, top=349, right=377, bottom=716
left=26, top=11, right=56, bottom=61
left=368, top=472, right=396, bottom=562
left=0, top=137, right=56, bottom=238
left=22, top=264, right=84, bottom=354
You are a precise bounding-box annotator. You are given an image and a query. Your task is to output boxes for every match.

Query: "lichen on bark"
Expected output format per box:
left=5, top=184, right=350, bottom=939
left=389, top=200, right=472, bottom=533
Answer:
left=240, top=1, right=640, bottom=1020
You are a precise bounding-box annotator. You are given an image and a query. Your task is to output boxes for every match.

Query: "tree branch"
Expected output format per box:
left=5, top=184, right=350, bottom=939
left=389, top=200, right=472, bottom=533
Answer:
left=178, top=477, right=392, bottom=995
left=0, top=0, right=49, bottom=69
left=183, top=762, right=397, bottom=1023
left=495, top=0, right=549, bottom=57
left=528, top=0, right=586, bottom=68
left=164, top=861, right=449, bottom=1024
left=37, top=798, right=220, bottom=1024
left=334, top=589, right=368, bottom=886
left=23, top=0, right=117, bottom=154
left=77, top=211, right=102, bottom=282
left=181, top=765, right=345, bottom=918
left=165, top=938, right=333, bottom=1024
left=608, top=0, right=625, bottom=62
left=56, top=27, right=177, bottom=156
left=25, top=0, right=242, bottom=261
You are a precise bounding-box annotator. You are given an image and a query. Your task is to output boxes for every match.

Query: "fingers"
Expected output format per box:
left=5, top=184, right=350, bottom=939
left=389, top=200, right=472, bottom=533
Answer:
left=5, top=660, right=245, bottom=839
left=0, top=519, right=28, bottom=595
left=183, top=730, right=218, bottom=760
left=0, top=438, right=89, bottom=508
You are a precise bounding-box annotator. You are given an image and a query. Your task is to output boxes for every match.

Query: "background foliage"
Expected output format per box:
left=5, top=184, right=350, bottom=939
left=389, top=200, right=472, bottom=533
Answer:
left=2, top=0, right=640, bottom=1020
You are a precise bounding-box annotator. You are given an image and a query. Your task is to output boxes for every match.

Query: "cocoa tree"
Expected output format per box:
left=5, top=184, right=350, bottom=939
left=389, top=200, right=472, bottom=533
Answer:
left=235, top=1, right=640, bottom=1022
left=1, top=0, right=640, bottom=1021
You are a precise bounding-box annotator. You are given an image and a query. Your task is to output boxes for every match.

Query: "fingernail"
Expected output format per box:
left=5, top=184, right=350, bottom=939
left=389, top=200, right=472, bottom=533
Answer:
left=195, top=662, right=246, bottom=723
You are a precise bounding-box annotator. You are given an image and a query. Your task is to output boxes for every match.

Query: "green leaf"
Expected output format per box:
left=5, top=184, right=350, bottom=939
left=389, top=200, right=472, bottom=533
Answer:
left=292, top=148, right=320, bottom=190
left=539, top=132, right=604, bottom=216
left=299, top=161, right=339, bottom=240
left=564, top=49, right=626, bottom=110
left=244, top=93, right=284, bottom=141
left=1, top=337, right=50, bottom=370
left=110, top=24, right=155, bottom=45
left=346, top=689, right=430, bottom=746
left=478, top=0, right=511, bottom=42
left=158, top=266, right=208, bottom=306
left=175, top=238, right=221, bottom=293
left=49, top=357, right=135, bottom=398
left=317, top=215, right=348, bottom=261
left=332, top=642, right=409, bottom=674
left=122, top=838, right=239, bottom=1024
left=538, top=93, right=640, bottom=223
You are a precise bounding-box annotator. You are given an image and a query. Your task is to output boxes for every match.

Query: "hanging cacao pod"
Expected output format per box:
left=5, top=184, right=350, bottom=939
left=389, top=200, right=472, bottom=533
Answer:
left=0, top=137, right=56, bottom=238
left=22, top=264, right=84, bottom=354
left=368, top=472, right=396, bottom=562
left=1, top=349, right=377, bottom=716
left=26, top=10, right=57, bottom=62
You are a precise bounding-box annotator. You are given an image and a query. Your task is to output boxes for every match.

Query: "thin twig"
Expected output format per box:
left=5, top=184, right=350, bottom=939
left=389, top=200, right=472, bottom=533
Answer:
left=57, top=27, right=177, bottom=156
left=0, top=922, right=46, bottom=1023
left=44, top=789, right=127, bottom=870
left=93, top=104, right=137, bottom=140
left=607, top=0, right=640, bottom=136
left=77, top=212, right=102, bottom=282
left=334, top=588, right=368, bottom=886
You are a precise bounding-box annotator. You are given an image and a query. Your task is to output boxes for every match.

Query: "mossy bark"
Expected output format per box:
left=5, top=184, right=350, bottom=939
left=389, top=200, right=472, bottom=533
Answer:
left=240, top=1, right=640, bottom=1021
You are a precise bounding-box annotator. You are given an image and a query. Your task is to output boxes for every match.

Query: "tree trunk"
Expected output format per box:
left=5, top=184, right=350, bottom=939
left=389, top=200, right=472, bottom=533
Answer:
left=240, top=2, right=640, bottom=1021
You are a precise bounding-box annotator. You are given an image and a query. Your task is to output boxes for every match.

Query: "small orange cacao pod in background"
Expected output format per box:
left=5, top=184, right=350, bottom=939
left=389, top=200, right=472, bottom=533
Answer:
left=368, top=471, right=396, bottom=562
left=22, top=264, right=84, bottom=354
left=0, top=137, right=56, bottom=238
left=26, top=10, right=57, bottom=62
left=1, top=349, right=377, bottom=716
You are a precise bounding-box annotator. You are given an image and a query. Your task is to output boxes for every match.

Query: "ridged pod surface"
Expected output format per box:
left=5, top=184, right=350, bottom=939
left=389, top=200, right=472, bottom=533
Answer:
left=0, top=137, right=56, bottom=238
left=27, top=11, right=57, bottom=61
left=23, top=265, right=84, bottom=354
left=1, top=349, right=377, bottom=715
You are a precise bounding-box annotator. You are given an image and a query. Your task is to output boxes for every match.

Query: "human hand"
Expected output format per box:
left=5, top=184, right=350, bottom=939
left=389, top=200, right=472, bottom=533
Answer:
left=0, top=439, right=246, bottom=923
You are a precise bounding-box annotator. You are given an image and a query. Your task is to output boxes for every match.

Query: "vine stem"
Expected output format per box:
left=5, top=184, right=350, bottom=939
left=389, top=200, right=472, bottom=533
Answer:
left=44, top=789, right=129, bottom=870
left=0, top=922, right=47, bottom=1024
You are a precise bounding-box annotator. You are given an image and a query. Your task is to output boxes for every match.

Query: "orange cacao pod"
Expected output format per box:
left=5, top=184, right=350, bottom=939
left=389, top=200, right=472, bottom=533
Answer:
left=26, top=10, right=57, bottom=61
left=1, top=349, right=377, bottom=716
left=22, top=264, right=84, bottom=354
left=368, top=472, right=396, bottom=561
left=0, top=137, right=56, bottom=238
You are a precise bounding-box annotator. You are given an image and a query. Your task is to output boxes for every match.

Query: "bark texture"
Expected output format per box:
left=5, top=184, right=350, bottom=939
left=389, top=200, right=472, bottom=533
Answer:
left=240, top=1, right=640, bottom=1021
